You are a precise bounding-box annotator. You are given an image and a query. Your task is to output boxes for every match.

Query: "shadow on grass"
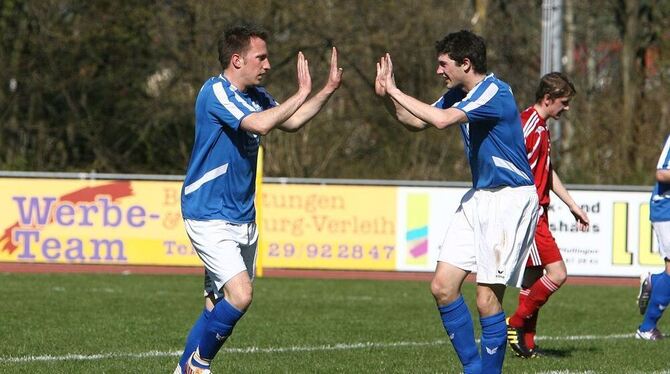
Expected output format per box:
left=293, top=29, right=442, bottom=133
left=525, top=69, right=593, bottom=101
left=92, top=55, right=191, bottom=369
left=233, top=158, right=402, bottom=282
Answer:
left=532, top=347, right=573, bottom=358
left=509, top=345, right=600, bottom=360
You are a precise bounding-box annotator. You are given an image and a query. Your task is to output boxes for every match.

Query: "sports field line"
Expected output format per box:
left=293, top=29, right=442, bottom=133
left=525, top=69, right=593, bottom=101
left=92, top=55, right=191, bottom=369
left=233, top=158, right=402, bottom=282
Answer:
left=1, top=333, right=636, bottom=363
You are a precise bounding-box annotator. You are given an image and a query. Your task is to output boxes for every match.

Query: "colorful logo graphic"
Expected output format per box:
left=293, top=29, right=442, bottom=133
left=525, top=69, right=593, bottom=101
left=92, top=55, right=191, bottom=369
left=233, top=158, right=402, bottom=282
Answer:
left=406, top=194, right=429, bottom=265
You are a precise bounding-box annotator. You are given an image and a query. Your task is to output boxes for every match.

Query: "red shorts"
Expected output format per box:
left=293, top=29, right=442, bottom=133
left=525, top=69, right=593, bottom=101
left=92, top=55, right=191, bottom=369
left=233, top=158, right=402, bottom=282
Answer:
left=526, top=210, right=562, bottom=267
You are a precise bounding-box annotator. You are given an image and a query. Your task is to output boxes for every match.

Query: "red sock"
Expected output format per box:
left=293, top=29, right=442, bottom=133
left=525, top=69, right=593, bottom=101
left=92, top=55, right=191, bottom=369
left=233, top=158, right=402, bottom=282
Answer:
left=509, top=275, right=559, bottom=327
left=508, top=288, right=530, bottom=328
left=524, top=312, right=538, bottom=349
left=518, top=288, right=530, bottom=306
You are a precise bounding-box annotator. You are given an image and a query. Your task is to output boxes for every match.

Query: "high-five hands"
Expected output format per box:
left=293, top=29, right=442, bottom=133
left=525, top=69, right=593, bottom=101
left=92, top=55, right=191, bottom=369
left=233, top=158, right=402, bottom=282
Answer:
left=296, top=51, right=312, bottom=96
left=325, top=47, right=343, bottom=93
left=297, top=47, right=343, bottom=96
left=375, top=53, right=397, bottom=97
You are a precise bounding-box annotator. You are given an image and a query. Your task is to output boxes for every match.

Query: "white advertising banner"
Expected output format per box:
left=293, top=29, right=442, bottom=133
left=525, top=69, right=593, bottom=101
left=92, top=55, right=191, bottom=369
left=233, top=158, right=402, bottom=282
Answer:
left=395, top=187, right=664, bottom=277
left=551, top=190, right=663, bottom=277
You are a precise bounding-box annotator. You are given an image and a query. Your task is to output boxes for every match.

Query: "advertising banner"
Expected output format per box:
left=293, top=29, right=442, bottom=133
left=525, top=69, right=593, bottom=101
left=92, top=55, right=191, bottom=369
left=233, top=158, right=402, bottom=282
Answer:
left=259, top=184, right=396, bottom=270
left=551, top=190, right=661, bottom=277
left=0, top=178, right=199, bottom=266
left=0, top=175, right=662, bottom=277
left=396, top=187, right=662, bottom=277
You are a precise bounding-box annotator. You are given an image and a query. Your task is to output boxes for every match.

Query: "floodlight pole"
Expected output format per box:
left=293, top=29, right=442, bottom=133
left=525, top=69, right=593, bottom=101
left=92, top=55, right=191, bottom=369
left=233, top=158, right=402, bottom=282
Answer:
left=541, top=0, right=564, bottom=151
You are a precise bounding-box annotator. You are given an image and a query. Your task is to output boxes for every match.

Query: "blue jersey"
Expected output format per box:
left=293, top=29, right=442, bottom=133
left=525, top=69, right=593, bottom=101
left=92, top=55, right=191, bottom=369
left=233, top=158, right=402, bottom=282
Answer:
left=433, top=74, right=533, bottom=189
left=181, top=74, right=277, bottom=222
left=651, top=134, right=670, bottom=222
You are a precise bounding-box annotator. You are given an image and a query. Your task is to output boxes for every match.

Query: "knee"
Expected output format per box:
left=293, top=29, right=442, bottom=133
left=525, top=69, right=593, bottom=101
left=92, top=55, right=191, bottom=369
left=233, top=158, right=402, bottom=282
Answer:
left=476, top=288, right=503, bottom=316
left=226, top=284, right=254, bottom=311
left=430, top=278, right=459, bottom=305
left=546, top=266, right=568, bottom=286
left=477, top=284, right=505, bottom=317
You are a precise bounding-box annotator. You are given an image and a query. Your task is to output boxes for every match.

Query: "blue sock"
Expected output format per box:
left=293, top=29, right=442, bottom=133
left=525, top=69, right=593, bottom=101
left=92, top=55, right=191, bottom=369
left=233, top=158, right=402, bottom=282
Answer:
left=640, top=271, right=670, bottom=332
left=438, top=296, right=481, bottom=374
left=178, top=308, right=211, bottom=369
left=197, top=299, right=245, bottom=361
left=480, top=312, right=507, bottom=374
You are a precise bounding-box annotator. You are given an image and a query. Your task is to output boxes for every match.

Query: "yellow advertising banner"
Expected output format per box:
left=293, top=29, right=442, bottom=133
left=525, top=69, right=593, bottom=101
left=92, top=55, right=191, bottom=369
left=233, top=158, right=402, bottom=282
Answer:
left=0, top=178, right=200, bottom=266
left=0, top=177, right=397, bottom=271
left=260, top=184, right=397, bottom=270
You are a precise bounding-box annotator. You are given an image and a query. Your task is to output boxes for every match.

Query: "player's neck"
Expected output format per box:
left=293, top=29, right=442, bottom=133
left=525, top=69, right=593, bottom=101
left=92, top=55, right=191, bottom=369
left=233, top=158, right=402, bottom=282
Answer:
left=463, top=73, right=487, bottom=92
left=532, top=103, right=548, bottom=120
left=221, top=70, right=249, bottom=92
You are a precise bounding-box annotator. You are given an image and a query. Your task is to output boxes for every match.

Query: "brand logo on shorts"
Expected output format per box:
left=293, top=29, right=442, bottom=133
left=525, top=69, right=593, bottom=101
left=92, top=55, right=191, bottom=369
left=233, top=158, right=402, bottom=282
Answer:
left=215, top=333, right=228, bottom=341
left=449, top=333, right=455, bottom=340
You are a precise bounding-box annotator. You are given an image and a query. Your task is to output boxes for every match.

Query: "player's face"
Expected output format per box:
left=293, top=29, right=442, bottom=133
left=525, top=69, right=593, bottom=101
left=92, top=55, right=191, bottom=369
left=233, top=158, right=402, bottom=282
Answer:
left=240, top=37, right=271, bottom=86
left=547, top=96, right=571, bottom=119
left=436, top=53, right=462, bottom=89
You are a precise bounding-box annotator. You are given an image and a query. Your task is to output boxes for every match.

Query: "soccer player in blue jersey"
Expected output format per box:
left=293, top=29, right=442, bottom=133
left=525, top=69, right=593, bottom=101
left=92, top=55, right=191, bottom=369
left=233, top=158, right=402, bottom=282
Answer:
left=376, top=30, right=538, bottom=373
left=175, top=22, right=342, bottom=374
left=636, top=133, right=670, bottom=341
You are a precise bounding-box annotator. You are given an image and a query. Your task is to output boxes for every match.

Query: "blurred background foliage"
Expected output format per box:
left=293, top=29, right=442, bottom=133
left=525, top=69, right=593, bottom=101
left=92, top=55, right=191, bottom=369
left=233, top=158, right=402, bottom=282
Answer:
left=1, top=0, right=669, bottom=185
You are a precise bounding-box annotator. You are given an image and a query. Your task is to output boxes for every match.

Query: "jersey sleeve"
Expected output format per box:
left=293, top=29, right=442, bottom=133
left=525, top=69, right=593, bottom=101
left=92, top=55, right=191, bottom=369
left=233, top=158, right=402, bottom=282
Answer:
left=254, top=86, right=278, bottom=110
left=432, top=86, right=467, bottom=109
left=454, top=82, right=501, bottom=124
left=208, top=83, right=256, bottom=130
left=657, top=135, right=670, bottom=170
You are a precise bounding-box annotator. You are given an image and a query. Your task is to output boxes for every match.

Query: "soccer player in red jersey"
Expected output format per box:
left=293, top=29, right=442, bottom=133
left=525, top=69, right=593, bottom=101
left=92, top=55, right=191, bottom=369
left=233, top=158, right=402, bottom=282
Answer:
left=506, top=72, right=590, bottom=358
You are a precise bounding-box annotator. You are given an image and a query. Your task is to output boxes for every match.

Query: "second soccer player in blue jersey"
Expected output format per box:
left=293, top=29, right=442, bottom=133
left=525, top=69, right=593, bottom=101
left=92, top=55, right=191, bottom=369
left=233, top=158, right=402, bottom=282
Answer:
left=375, top=30, right=538, bottom=373
left=636, top=133, right=670, bottom=341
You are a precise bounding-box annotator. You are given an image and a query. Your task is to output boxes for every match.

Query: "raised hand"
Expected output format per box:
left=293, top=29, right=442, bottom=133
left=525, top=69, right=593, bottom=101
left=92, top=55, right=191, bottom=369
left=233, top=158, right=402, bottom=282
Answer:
left=375, top=56, right=386, bottom=96
left=324, top=47, right=343, bottom=93
left=296, top=51, right=312, bottom=96
left=377, top=53, right=397, bottom=96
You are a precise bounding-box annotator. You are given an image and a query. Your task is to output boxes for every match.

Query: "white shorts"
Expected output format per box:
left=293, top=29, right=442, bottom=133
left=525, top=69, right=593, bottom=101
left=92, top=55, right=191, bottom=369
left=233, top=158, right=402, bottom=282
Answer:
left=437, top=185, right=539, bottom=287
left=652, top=221, right=670, bottom=260
left=184, top=219, right=258, bottom=299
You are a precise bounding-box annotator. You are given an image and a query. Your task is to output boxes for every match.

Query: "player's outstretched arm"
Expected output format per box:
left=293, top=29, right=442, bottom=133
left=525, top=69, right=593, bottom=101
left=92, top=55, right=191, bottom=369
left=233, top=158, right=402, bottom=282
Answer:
left=551, top=170, right=590, bottom=231
left=375, top=56, right=427, bottom=131
left=240, top=51, right=312, bottom=135
left=279, top=47, right=343, bottom=132
left=380, top=53, right=466, bottom=130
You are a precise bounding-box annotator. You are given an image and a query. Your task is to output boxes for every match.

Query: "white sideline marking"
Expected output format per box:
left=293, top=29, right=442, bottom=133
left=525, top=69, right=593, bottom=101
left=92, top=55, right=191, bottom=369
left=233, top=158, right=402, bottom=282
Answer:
left=536, top=371, right=670, bottom=374
left=535, top=333, right=633, bottom=341
left=0, top=333, right=636, bottom=363
left=535, top=371, right=597, bottom=374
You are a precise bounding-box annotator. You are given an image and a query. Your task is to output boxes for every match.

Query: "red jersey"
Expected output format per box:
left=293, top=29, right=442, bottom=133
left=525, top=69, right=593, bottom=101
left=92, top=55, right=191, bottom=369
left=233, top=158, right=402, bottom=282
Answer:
left=521, top=106, right=552, bottom=207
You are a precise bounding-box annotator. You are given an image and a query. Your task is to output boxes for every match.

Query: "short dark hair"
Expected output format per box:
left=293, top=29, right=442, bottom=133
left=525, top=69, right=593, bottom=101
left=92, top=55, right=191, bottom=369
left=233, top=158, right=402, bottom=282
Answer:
left=435, top=30, right=487, bottom=74
left=535, top=72, right=576, bottom=103
left=218, top=22, right=269, bottom=69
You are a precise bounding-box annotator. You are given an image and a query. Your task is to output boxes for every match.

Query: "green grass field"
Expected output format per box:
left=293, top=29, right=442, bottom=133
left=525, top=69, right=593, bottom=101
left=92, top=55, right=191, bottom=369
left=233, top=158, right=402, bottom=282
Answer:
left=0, top=272, right=668, bottom=373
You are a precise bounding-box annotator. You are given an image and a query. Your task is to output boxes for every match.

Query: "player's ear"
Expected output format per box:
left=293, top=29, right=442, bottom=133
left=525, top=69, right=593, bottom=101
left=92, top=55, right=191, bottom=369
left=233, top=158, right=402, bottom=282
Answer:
left=461, top=58, right=472, bottom=73
left=231, top=53, right=244, bottom=69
